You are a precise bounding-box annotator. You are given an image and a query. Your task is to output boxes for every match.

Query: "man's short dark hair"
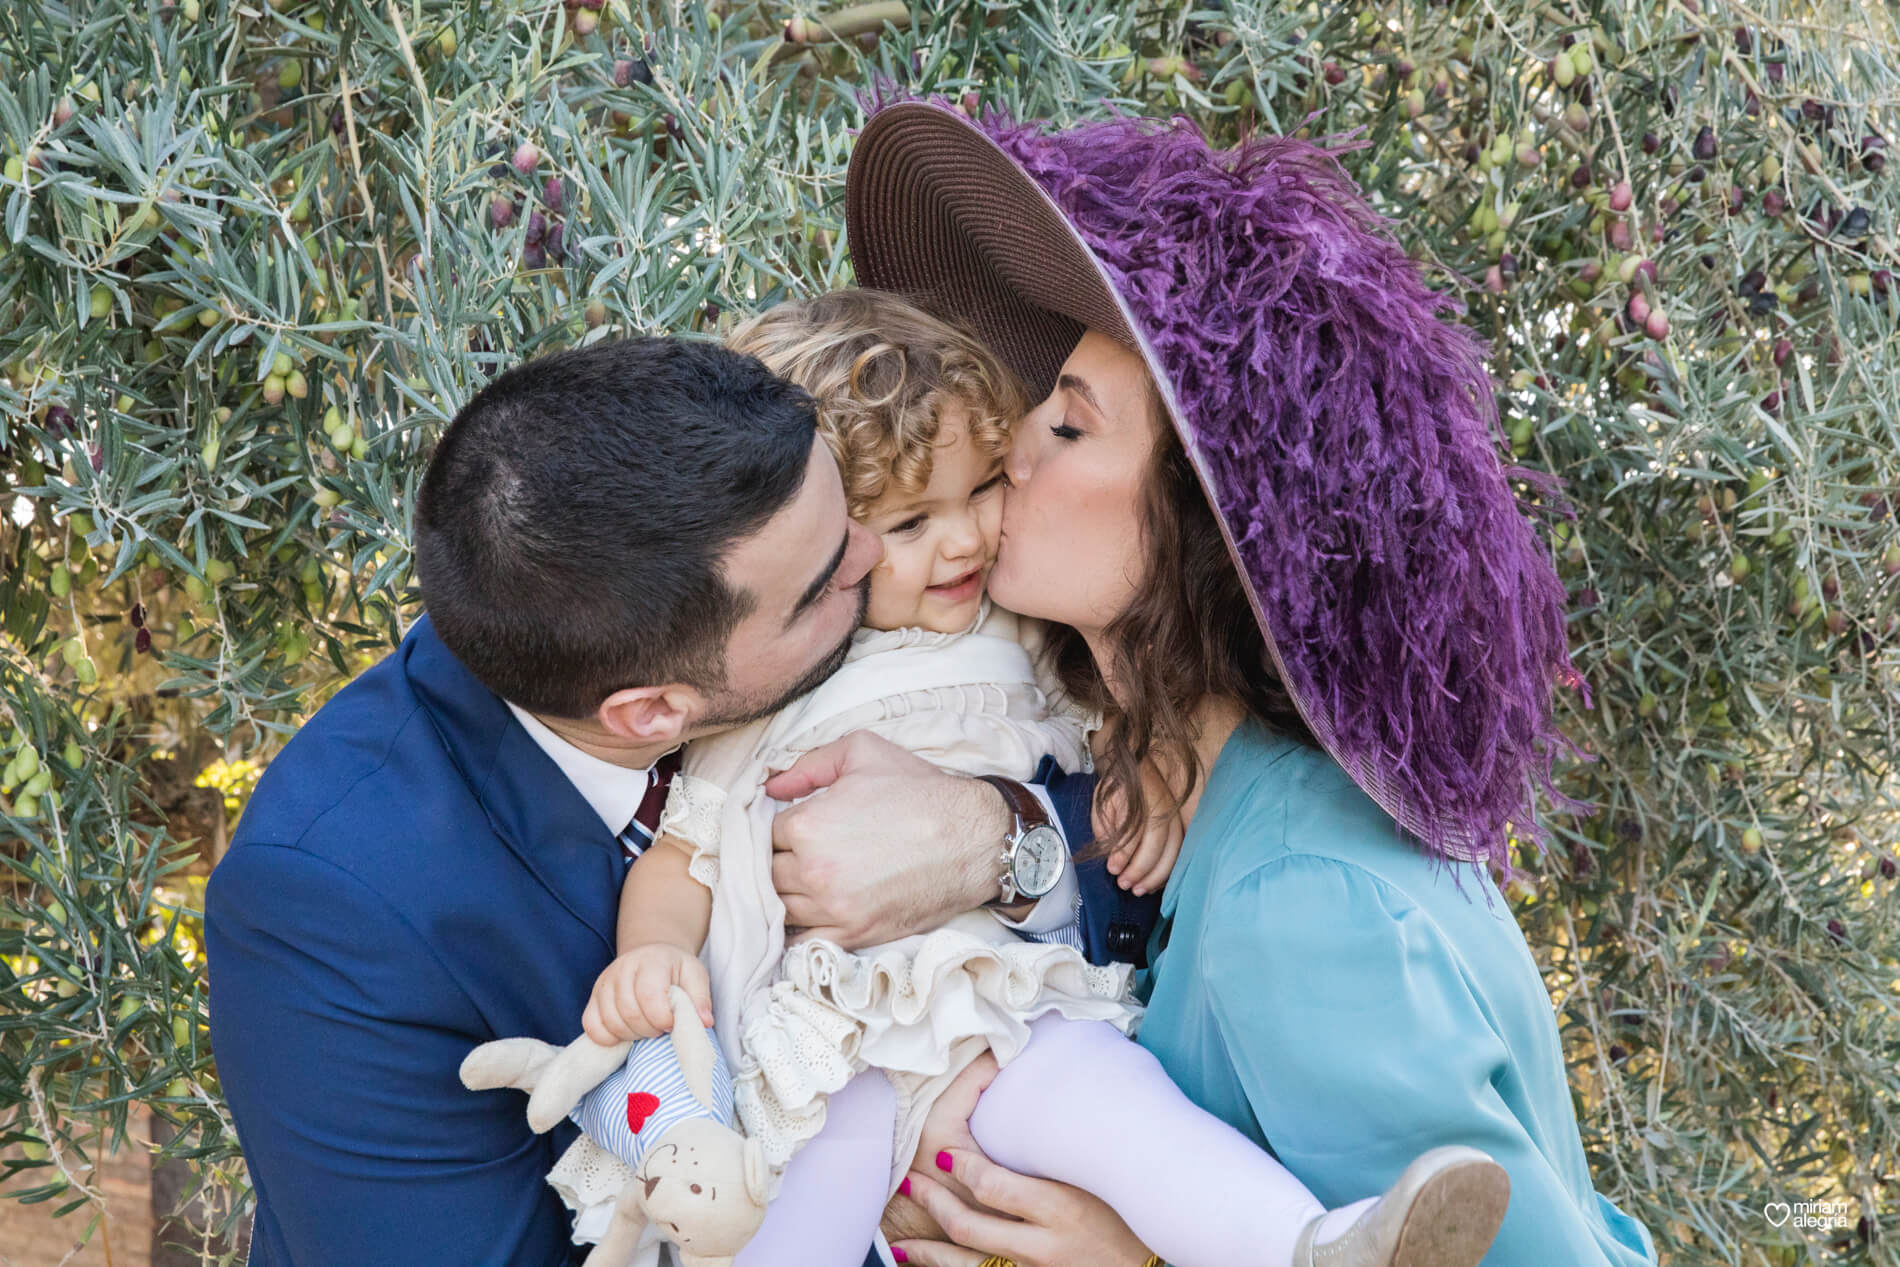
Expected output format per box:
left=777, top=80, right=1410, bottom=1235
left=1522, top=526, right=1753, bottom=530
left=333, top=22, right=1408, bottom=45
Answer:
left=413, top=336, right=818, bottom=718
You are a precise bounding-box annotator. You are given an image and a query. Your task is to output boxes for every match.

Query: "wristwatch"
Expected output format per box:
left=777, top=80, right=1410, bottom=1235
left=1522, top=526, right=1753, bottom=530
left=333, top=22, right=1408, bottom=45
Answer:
left=975, top=774, right=1068, bottom=905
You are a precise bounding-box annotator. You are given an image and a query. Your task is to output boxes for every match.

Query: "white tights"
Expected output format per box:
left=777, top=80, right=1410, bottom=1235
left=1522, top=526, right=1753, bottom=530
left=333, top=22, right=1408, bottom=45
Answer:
left=733, top=1013, right=1333, bottom=1267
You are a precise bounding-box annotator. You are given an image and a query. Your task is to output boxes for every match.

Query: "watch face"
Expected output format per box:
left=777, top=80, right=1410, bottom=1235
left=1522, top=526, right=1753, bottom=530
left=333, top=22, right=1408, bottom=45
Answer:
left=1011, top=824, right=1067, bottom=899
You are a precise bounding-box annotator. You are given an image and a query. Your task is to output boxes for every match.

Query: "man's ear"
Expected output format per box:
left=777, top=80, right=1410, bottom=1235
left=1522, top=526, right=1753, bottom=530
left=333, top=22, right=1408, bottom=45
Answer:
left=596, top=684, right=705, bottom=745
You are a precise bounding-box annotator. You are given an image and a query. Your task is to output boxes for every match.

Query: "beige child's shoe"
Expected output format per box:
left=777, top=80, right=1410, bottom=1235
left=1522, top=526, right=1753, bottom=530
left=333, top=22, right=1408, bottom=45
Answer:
left=1291, top=1145, right=1510, bottom=1267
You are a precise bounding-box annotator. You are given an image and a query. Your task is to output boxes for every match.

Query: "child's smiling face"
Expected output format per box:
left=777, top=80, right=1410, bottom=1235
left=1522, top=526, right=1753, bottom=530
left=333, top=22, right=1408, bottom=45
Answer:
left=860, top=406, right=1007, bottom=634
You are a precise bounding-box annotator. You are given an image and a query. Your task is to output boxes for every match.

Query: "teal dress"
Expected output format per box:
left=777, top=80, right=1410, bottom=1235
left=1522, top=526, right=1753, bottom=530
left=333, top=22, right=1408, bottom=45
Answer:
left=1132, top=716, right=1656, bottom=1266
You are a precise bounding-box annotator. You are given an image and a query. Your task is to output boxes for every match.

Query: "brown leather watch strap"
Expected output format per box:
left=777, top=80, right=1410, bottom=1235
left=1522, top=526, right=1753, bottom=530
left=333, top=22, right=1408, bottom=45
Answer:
left=975, top=774, right=1049, bottom=830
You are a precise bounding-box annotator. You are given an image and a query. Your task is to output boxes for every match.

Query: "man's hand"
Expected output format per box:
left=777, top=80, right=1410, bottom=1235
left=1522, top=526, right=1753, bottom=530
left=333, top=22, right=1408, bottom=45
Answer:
left=581, top=943, right=713, bottom=1045
left=762, top=731, right=1008, bottom=951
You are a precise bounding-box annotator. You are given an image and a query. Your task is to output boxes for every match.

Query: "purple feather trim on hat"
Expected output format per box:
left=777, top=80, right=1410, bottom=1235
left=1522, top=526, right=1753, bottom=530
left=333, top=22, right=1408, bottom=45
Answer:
left=854, top=88, right=1596, bottom=878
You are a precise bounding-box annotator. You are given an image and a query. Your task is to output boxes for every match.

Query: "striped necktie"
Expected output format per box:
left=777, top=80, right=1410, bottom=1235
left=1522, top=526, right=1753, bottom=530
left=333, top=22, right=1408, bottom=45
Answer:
left=614, top=746, right=683, bottom=865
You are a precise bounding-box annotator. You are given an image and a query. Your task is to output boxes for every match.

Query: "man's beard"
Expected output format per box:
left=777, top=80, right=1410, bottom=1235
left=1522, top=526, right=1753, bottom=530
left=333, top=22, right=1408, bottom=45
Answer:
left=699, top=576, right=869, bottom=729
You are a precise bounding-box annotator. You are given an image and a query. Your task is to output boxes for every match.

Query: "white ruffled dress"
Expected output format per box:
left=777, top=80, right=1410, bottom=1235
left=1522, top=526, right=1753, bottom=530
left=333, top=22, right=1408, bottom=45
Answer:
left=546, top=601, right=1140, bottom=1237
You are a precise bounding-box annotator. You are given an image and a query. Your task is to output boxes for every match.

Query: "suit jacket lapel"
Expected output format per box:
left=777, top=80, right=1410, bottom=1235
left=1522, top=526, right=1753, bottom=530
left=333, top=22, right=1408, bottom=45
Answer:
left=403, top=615, right=623, bottom=951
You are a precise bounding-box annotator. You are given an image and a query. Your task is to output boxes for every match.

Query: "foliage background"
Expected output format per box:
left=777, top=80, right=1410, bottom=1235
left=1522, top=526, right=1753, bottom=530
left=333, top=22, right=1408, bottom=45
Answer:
left=1, top=0, right=1897, bottom=1263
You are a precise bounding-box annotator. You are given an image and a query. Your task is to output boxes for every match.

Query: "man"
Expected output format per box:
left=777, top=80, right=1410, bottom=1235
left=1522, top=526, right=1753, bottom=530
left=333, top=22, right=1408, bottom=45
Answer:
left=205, top=336, right=1157, bottom=1266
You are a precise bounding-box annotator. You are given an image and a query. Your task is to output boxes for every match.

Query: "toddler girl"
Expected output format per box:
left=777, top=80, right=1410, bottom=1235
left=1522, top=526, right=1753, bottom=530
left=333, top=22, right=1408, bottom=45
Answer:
left=550, top=289, right=1507, bottom=1267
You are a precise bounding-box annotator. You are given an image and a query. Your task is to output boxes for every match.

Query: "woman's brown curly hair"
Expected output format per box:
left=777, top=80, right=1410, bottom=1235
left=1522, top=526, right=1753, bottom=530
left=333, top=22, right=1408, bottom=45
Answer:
left=1043, top=379, right=1320, bottom=863
left=723, top=289, right=1027, bottom=517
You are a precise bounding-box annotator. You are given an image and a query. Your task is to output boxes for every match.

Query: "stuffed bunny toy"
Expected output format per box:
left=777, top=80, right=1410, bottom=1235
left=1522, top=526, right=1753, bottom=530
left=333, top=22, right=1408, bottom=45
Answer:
left=460, top=985, right=772, bottom=1267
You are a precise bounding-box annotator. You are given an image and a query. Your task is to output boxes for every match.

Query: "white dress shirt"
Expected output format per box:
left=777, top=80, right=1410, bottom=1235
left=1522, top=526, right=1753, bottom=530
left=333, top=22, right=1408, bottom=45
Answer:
left=504, top=700, right=673, bottom=836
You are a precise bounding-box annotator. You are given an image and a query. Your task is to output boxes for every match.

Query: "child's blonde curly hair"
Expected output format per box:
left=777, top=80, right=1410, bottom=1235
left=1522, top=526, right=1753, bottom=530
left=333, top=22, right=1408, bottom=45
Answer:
left=723, top=289, right=1029, bottom=518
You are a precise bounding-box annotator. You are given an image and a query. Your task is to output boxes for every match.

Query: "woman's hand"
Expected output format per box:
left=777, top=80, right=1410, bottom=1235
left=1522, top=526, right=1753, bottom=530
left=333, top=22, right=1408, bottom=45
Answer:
left=880, top=1051, right=1154, bottom=1267
left=890, top=1147, right=1155, bottom=1267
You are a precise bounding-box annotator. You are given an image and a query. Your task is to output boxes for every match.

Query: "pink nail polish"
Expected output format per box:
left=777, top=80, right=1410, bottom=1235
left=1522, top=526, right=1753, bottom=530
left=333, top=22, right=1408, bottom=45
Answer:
left=892, top=1250, right=909, bottom=1263
left=936, top=1149, right=954, bottom=1173
left=899, top=1176, right=912, bottom=1197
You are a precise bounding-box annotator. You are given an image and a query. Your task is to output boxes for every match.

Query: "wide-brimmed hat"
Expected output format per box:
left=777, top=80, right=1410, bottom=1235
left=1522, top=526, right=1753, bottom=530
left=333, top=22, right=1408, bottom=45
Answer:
left=845, top=95, right=1591, bottom=872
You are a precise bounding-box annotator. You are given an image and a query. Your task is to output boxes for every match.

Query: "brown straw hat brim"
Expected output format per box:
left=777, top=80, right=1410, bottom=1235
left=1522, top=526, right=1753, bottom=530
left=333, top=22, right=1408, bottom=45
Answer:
left=845, top=103, right=1142, bottom=402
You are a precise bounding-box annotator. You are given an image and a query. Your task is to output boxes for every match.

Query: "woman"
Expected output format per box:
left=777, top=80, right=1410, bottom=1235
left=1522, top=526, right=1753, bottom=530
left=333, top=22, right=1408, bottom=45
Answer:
left=842, top=98, right=1661, bottom=1266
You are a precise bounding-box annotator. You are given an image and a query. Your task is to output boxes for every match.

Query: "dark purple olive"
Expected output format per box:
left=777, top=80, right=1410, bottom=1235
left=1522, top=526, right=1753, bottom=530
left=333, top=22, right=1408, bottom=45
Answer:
left=544, top=221, right=563, bottom=262
left=1693, top=126, right=1717, bottom=160
left=1826, top=918, right=1847, bottom=944
left=1607, top=1043, right=1627, bottom=1063
left=1840, top=206, right=1871, bottom=238
left=1641, top=131, right=1660, bottom=154
left=525, top=210, right=546, bottom=244
left=1863, top=135, right=1888, bottom=174
left=130, top=602, right=146, bottom=628
left=135, top=627, right=153, bottom=654
left=543, top=176, right=564, bottom=211
left=1571, top=162, right=1592, bottom=188
left=1734, top=26, right=1751, bottom=52
left=522, top=241, right=545, bottom=269
left=1881, top=855, right=1896, bottom=879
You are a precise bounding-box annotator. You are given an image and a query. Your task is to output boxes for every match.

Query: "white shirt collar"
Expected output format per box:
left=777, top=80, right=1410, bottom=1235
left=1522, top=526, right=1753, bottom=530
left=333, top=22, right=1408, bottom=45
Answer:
left=503, top=700, right=678, bottom=835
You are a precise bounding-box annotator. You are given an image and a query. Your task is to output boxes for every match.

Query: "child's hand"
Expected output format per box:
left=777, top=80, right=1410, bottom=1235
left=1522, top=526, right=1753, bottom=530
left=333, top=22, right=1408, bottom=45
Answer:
left=1094, top=753, right=1185, bottom=898
left=582, top=943, right=715, bottom=1045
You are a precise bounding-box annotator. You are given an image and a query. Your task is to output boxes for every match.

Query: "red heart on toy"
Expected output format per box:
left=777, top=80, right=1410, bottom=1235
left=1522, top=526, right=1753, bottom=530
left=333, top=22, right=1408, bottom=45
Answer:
left=626, top=1092, right=661, bottom=1134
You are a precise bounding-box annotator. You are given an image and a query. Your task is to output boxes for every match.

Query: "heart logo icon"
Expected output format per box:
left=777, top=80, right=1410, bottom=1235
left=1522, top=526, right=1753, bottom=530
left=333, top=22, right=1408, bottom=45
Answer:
left=626, top=1092, right=661, bottom=1134
left=1764, top=1202, right=1791, bottom=1227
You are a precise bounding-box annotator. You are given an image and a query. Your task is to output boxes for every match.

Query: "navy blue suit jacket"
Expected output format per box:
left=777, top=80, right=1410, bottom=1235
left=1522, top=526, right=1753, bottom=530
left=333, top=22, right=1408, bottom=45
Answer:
left=205, top=615, right=1159, bottom=1266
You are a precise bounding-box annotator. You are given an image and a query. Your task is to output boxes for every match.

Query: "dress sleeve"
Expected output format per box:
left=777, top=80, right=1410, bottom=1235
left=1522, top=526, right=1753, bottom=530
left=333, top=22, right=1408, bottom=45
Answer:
left=669, top=717, right=771, bottom=892
left=655, top=773, right=725, bottom=890
left=1201, top=854, right=1634, bottom=1267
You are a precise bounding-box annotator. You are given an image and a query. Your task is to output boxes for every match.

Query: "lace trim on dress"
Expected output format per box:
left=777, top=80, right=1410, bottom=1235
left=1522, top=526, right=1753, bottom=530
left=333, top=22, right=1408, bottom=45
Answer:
left=547, top=1134, right=635, bottom=1245
left=655, top=772, right=726, bottom=891
left=731, top=926, right=1138, bottom=1173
